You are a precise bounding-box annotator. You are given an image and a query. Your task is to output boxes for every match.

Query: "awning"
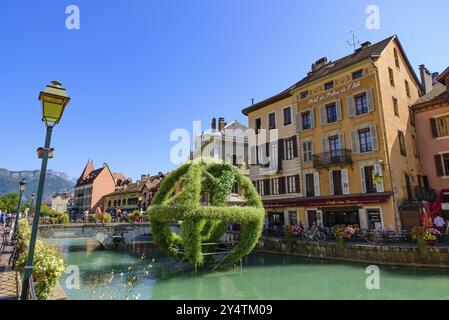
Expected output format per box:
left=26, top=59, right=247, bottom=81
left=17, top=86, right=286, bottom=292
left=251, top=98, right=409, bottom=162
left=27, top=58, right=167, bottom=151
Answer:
left=319, top=206, right=360, bottom=212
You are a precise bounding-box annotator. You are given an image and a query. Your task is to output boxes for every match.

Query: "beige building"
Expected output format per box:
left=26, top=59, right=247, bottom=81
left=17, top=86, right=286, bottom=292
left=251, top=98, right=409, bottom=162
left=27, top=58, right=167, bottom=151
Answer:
left=242, top=35, right=423, bottom=231
left=51, top=193, right=71, bottom=212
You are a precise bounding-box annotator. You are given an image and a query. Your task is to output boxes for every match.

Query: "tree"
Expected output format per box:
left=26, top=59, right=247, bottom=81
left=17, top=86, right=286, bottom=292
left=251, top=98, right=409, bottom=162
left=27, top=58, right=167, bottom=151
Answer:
left=0, top=193, right=19, bottom=212
left=40, top=204, right=51, bottom=216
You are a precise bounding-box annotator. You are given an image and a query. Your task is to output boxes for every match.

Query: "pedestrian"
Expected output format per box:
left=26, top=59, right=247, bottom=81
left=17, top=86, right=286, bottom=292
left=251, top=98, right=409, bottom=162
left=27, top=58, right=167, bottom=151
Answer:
left=83, top=210, right=89, bottom=223
left=122, top=210, right=128, bottom=222
left=0, top=209, right=4, bottom=228
left=115, top=207, right=119, bottom=223
left=434, top=214, right=445, bottom=232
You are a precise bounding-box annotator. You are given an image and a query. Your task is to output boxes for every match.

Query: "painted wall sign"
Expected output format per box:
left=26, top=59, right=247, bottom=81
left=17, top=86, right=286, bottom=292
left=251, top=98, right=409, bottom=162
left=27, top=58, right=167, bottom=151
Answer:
left=307, top=80, right=361, bottom=105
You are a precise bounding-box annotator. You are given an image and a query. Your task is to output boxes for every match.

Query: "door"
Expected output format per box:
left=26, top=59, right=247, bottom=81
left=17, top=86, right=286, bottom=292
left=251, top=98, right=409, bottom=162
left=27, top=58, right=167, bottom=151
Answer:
left=307, top=210, right=318, bottom=228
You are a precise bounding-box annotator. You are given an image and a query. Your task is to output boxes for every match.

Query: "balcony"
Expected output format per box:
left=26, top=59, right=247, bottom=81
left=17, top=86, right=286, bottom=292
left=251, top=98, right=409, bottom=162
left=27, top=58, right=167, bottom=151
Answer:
left=313, top=149, right=352, bottom=169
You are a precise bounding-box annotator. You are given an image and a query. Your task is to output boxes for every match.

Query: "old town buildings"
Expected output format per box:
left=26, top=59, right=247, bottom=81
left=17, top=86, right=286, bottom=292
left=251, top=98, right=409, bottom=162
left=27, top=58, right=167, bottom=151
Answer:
left=242, top=35, right=424, bottom=231
left=73, top=161, right=124, bottom=213
left=413, top=66, right=449, bottom=218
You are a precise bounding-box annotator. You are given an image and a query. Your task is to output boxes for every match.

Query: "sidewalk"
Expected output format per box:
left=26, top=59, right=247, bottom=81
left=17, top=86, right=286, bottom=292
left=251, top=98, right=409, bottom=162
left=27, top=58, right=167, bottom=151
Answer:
left=0, top=227, right=18, bottom=300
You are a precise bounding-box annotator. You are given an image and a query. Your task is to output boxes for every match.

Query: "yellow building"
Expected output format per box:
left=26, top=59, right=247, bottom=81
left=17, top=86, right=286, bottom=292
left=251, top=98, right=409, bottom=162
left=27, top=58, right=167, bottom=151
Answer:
left=242, top=35, right=423, bottom=231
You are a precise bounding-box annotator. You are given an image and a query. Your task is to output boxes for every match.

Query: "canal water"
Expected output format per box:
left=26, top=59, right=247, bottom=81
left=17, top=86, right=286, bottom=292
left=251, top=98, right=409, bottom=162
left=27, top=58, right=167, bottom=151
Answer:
left=46, top=238, right=449, bottom=300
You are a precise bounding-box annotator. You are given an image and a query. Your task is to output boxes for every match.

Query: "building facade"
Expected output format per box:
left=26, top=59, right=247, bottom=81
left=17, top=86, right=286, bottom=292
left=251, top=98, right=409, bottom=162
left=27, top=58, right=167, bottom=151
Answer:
left=413, top=66, right=449, bottom=217
left=242, top=35, right=423, bottom=231
left=73, top=161, right=123, bottom=213
left=50, top=193, right=71, bottom=212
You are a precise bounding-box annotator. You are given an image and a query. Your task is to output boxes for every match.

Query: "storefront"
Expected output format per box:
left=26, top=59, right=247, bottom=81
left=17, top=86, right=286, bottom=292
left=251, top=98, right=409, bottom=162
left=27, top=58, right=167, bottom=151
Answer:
left=263, top=193, right=394, bottom=230
left=442, top=190, right=449, bottom=220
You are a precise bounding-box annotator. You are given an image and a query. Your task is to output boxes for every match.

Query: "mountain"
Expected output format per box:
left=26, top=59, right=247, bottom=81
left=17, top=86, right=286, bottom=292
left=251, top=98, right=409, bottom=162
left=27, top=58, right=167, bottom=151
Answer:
left=0, top=169, right=75, bottom=201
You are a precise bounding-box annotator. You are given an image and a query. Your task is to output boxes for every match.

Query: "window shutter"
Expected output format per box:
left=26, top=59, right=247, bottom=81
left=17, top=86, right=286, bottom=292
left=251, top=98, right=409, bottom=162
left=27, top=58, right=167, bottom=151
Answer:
left=250, top=146, right=256, bottom=165
left=329, top=171, right=334, bottom=196
left=351, top=130, right=360, bottom=154
left=313, top=172, right=320, bottom=196
left=295, top=175, right=300, bottom=193
left=278, top=138, right=284, bottom=172
left=279, top=176, right=286, bottom=194
left=336, top=99, right=342, bottom=121
left=367, top=88, right=375, bottom=113
left=292, top=136, right=298, bottom=158
left=430, top=118, right=439, bottom=138
left=321, top=137, right=329, bottom=153
left=360, top=167, right=367, bottom=193
left=347, top=95, right=355, bottom=117
left=359, top=209, right=368, bottom=230
left=310, top=109, right=316, bottom=128
left=374, top=164, right=384, bottom=192
left=339, top=133, right=345, bottom=149
left=341, top=169, right=350, bottom=195
left=435, top=154, right=444, bottom=177
left=320, top=105, right=326, bottom=125
left=370, top=125, right=379, bottom=151
left=296, top=112, right=302, bottom=131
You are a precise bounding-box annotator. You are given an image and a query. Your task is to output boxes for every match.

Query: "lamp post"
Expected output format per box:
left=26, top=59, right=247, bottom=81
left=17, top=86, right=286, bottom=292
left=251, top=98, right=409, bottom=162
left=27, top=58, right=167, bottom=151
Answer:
left=20, top=81, right=70, bottom=300
left=29, top=192, right=35, bottom=221
left=13, top=178, right=27, bottom=237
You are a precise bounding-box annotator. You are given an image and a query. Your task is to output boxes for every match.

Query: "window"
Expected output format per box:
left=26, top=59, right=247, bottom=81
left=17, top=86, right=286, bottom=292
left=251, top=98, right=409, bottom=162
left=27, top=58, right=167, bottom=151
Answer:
left=268, top=113, right=276, bottom=129
left=255, top=118, right=262, bottom=133
left=394, top=48, right=400, bottom=68
left=405, top=80, right=410, bottom=98
left=256, top=180, right=265, bottom=196
left=412, top=135, right=419, bottom=158
left=409, top=109, right=415, bottom=127
left=435, top=153, right=449, bottom=177
left=285, top=137, right=295, bottom=160
left=232, top=154, right=237, bottom=166
left=355, top=92, right=368, bottom=115
left=324, top=81, right=334, bottom=90
left=328, top=135, right=340, bottom=160
left=303, top=140, right=313, bottom=162
left=352, top=69, right=364, bottom=80
left=305, top=174, right=315, bottom=197
left=302, top=111, right=312, bottom=130
left=331, top=170, right=343, bottom=196
left=398, top=131, right=407, bottom=156
left=283, top=107, right=292, bottom=126
left=393, top=97, right=399, bottom=117
left=326, top=103, right=337, bottom=123
left=364, top=166, right=377, bottom=193
left=271, top=178, right=279, bottom=195
left=405, top=173, right=413, bottom=201
left=433, top=115, right=449, bottom=137
left=287, top=176, right=297, bottom=193
left=300, top=91, right=309, bottom=100
left=289, top=211, right=298, bottom=225
left=108, top=201, right=111, bottom=207
left=389, top=67, right=395, bottom=87
left=359, top=128, right=372, bottom=153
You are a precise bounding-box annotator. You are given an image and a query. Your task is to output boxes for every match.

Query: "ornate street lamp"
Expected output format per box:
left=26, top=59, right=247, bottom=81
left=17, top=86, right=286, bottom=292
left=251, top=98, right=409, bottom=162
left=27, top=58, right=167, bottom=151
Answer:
left=13, top=178, right=26, bottom=236
left=20, top=81, right=70, bottom=300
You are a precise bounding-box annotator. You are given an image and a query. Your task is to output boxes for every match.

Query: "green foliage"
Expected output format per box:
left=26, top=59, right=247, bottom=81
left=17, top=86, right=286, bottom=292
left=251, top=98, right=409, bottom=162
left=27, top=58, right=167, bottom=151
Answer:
left=148, top=160, right=264, bottom=267
left=39, top=204, right=51, bottom=216
left=47, top=211, right=69, bottom=224
left=128, top=210, right=144, bottom=222
left=0, top=193, right=19, bottom=212
left=14, top=220, right=65, bottom=300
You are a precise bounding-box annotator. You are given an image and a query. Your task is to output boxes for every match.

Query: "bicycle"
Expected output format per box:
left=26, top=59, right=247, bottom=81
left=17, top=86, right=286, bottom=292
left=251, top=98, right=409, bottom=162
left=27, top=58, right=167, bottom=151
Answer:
left=300, top=227, right=326, bottom=243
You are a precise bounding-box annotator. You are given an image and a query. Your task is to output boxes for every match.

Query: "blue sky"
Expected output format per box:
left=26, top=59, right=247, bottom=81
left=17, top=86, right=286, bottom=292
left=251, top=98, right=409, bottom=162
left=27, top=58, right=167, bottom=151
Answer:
left=0, top=0, right=447, bottom=180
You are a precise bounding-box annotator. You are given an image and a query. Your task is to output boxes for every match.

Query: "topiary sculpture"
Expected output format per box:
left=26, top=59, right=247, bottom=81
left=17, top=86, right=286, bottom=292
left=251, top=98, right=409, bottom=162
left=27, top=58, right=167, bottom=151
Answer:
left=148, top=160, right=264, bottom=267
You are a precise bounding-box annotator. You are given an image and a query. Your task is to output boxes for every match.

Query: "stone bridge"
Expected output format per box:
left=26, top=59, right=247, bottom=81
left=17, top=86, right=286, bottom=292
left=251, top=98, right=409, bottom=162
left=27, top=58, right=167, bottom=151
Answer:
left=38, top=223, right=153, bottom=249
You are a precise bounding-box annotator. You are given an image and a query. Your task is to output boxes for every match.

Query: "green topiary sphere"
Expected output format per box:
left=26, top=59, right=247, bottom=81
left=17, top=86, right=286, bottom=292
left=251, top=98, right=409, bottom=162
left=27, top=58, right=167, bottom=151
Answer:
left=148, top=160, right=264, bottom=267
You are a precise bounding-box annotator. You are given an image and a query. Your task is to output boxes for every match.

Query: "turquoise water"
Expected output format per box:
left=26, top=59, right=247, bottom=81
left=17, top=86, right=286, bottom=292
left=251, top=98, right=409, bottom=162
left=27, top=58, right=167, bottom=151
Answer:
left=47, top=238, right=449, bottom=300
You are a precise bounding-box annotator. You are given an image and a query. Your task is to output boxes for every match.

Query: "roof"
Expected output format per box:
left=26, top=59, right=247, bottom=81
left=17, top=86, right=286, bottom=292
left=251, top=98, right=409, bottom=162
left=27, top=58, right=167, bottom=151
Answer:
left=75, top=167, right=105, bottom=187
left=242, top=35, right=421, bottom=115
left=437, top=67, right=449, bottom=84
left=113, top=172, right=126, bottom=183
left=105, top=181, right=146, bottom=197
left=413, top=83, right=448, bottom=108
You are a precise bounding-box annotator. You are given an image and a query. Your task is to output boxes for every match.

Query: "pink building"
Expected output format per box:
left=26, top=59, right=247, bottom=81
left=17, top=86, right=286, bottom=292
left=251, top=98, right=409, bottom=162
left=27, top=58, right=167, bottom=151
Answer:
left=413, top=66, right=449, bottom=196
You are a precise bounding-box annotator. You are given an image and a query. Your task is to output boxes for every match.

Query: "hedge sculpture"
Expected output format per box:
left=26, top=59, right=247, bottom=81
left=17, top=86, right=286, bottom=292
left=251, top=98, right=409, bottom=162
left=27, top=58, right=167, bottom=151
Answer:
left=148, top=160, right=264, bottom=266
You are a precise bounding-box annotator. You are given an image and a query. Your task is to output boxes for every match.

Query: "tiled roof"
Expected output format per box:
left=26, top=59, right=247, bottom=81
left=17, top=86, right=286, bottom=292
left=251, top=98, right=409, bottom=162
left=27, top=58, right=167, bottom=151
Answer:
left=413, top=83, right=448, bottom=108
left=242, top=35, right=419, bottom=115
left=105, top=182, right=146, bottom=196
left=75, top=168, right=104, bottom=187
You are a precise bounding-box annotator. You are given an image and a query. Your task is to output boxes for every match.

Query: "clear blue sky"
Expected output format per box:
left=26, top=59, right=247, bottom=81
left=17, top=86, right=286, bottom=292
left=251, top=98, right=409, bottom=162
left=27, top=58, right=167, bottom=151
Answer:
left=0, top=0, right=447, bottom=180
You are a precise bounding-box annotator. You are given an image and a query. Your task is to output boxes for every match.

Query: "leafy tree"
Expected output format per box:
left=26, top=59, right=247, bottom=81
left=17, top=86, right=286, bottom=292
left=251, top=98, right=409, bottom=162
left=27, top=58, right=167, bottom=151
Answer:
left=0, top=193, right=19, bottom=212
left=40, top=204, right=51, bottom=216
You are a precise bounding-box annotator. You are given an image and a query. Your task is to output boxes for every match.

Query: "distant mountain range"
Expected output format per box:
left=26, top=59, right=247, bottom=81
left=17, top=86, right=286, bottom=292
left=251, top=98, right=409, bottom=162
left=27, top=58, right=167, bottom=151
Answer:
left=0, top=168, right=75, bottom=201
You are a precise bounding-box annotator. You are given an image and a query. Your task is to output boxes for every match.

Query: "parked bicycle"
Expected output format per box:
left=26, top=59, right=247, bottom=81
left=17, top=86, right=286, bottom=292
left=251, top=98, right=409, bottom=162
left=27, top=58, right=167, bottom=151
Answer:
left=300, top=226, right=326, bottom=243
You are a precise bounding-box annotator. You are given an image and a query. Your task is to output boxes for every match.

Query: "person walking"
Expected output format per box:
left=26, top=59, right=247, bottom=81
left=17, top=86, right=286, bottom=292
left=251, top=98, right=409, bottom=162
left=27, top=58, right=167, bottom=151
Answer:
left=0, top=209, right=4, bottom=228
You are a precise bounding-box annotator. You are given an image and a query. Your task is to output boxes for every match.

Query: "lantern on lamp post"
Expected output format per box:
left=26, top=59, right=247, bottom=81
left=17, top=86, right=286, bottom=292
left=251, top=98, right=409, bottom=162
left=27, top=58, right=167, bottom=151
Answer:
left=20, top=81, right=70, bottom=300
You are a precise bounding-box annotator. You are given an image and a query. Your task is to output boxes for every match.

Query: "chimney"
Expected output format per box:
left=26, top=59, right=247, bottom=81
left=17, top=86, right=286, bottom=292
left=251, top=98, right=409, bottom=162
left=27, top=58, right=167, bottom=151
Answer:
left=432, top=72, right=440, bottom=86
left=141, top=174, right=148, bottom=182
left=211, top=117, right=217, bottom=132
left=218, top=117, right=225, bottom=132
left=360, top=41, right=371, bottom=49
left=251, top=99, right=255, bottom=106
left=419, top=64, right=434, bottom=95
left=311, top=57, right=328, bottom=72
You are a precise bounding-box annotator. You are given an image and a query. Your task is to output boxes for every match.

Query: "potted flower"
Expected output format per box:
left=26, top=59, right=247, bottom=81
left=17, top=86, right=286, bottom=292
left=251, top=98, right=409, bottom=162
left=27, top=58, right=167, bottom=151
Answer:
left=424, top=228, right=440, bottom=245
left=332, top=225, right=355, bottom=248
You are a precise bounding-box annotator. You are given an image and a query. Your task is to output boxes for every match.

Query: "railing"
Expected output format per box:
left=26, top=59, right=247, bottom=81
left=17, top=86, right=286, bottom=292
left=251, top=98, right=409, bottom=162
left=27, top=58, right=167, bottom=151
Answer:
left=313, top=149, right=352, bottom=168
left=28, top=277, right=37, bottom=300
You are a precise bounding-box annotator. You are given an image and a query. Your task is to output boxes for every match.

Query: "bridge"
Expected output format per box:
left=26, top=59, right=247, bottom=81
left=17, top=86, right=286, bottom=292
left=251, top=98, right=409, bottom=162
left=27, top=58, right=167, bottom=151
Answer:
left=38, top=223, right=153, bottom=249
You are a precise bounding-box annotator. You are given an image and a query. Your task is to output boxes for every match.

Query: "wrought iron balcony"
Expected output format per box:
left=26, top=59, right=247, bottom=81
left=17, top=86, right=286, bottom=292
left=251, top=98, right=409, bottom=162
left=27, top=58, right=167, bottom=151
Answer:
left=313, top=149, right=353, bottom=168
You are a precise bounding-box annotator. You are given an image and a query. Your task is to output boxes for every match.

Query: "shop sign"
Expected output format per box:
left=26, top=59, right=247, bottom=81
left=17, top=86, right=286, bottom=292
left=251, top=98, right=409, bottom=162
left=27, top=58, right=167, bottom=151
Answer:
left=307, top=80, right=361, bottom=105
left=442, top=203, right=449, bottom=211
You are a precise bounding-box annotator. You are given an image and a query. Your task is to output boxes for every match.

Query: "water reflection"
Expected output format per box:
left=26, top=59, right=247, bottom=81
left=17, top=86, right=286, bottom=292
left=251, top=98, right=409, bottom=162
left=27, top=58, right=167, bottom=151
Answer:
left=47, top=238, right=449, bottom=300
